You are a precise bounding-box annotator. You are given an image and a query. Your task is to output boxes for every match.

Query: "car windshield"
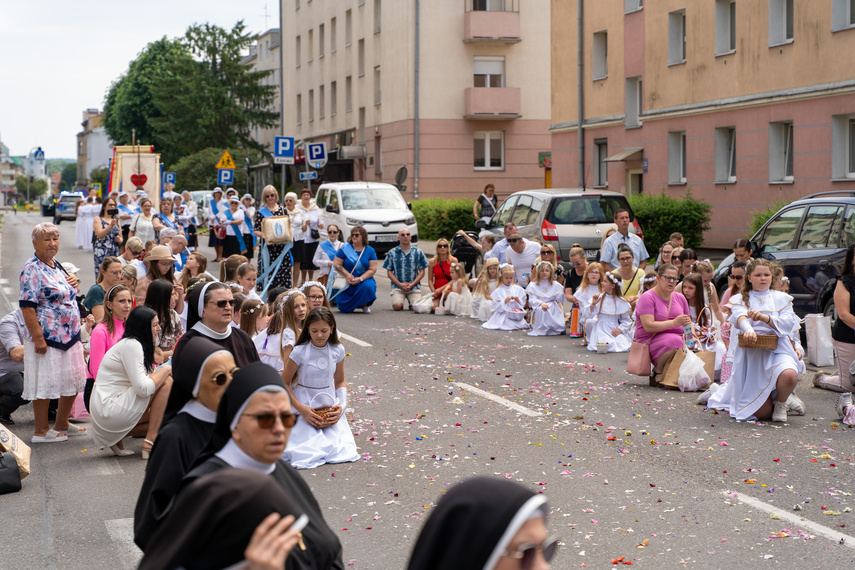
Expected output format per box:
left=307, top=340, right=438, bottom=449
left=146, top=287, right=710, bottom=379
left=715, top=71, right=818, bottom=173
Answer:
left=340, top=188, right=405, bottom=210
left=547, top=195, right=631, bottom=225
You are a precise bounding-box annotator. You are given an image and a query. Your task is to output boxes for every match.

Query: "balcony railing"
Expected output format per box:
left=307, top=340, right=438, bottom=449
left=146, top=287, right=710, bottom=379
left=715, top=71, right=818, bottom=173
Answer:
left=464, top=0, right=521, bottom=43
left=464, top=87, right=521, bottom=119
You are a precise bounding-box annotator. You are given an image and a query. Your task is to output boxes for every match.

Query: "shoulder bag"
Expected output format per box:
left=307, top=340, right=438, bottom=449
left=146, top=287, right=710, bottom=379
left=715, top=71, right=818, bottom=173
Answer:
left=0, top=451, right=21, bottom=494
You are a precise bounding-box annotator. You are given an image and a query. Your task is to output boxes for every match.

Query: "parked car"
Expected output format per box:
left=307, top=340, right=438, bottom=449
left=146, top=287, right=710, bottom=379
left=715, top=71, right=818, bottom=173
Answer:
left=189, top=190, right=212, bottom=229
left=712, top=191, right=855, bottom=319
left=53, top=191, right=84, bottom=224
left=40, top=194, right=56, bottom=217
left=315, top=182, right=418, bottom=255
left=477, top=188, right=642, bottom=273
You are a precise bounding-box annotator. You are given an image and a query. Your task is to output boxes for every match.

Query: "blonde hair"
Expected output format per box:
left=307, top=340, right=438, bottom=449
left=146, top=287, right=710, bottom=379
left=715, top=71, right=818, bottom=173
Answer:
left=581, top=262, right=604, bottom=289
left=450, top=262, right=467, bottom=282
left=568, top=243, right=585, bottom=260
left=599, top=226, right=617, bottom=251
left=533, top=261, right=555, bottom=285
left=473, top=260, right=500, bottom=298
left=537, top=244, right=559, bottom=270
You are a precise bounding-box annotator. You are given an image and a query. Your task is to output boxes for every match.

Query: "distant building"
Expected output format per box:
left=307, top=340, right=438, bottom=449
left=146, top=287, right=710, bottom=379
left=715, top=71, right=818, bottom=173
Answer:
left=549, top=0, right=855, bottom=248
left=0, top=155, right=24, bottom=189
left=77, top=109, right=112, bottom=186
left=242, top=28, right=282, bottom=153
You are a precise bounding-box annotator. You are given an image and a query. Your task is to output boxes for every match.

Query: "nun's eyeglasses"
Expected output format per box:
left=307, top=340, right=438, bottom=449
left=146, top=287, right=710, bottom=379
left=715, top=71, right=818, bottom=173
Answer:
left=243, top=412, right=298, bottom=429
left=502, top=537, right=559, bottom=568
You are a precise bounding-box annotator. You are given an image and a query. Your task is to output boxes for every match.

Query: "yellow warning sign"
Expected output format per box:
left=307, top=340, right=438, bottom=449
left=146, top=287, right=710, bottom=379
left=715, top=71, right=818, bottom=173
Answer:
left=215, top=150, right=235, bottom=170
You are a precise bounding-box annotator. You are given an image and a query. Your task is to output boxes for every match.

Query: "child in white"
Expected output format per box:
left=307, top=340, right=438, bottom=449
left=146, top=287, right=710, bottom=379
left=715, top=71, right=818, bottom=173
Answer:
left=574, top=263, right=604, bottom=344
left=442, top=263, right=473, bottom=316
left=482, top=265, right=529, bottom=331
left=253, top=290, right=306, bottom=372
left=282, top=307, right=359, bottom=469
left=526, top=261, right=566, bottom=336
left=470, top=258, right=499, bottom=321
left=586, top=272, right=633, bottom=352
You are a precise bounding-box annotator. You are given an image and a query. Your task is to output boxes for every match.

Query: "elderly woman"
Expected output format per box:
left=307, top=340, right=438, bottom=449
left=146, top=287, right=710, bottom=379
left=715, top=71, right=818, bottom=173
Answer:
left=129, top=198, right=158, bottom=245
left=84, top=256, right=124, bottom=322
left=253, top=185, right=294, bottom=291
left=134, top=336, right=237, bottom=551
left=172, top=362, right=344, bottom=568
left=313, top=224, right=343, bottom=287
left=633, top=263, right=692, bottom=385
left=20, top=223, right=88, bottom=442
left=92, top=196, right=122, bottom=280
left=332, top=225, right=378, bottom=313
left=155, top=196, right=181, bottom=236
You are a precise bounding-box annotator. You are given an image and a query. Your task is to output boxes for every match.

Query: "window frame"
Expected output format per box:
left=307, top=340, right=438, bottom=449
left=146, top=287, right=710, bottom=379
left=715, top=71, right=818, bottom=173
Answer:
left=593, top=31, right=608, bottom=80
left=330, top=17, right=337, bottom=53
left=625, top=76, right=642, bottom=128
left=358, top=39, right=365, bottom=76
left=769, top=0, right=794, bottom=46
left=374, top=66, right=382, bottom=105
left=715, top=126, right=737, bottom=183
left=473, top=56, right=506, bottom=88
left=715, top=0, right=737, bottom=55
left=295, top=35, right=301, bottom=68
left=330, top=81, right=337, bottom=117
left=345, top=10, right=353, bottom=46
left=668, top=131, right=687, bottom=184
left=668, top=10, right=687, bottom=66
left=594, top=139, right=608, bottom=187
left=624, top=0, right=643, bottom=14
left=769, top=121, right=794, bottom=183
left=318, top=24, right=325, bottom=58
left=474, top=131, right=505, bottom=171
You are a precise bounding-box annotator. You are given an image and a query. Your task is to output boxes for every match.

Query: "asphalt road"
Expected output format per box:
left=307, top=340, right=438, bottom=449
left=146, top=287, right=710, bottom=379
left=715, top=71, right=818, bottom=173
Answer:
left=1, top=211, right=854, bottom=569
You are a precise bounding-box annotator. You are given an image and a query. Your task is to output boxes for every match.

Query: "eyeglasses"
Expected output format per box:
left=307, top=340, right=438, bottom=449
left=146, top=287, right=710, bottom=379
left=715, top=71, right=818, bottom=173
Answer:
left=502, top=538, right=559, bottom=568
left=437, top=244, right=449, bottom=249
left=131, top=250, right=145, bottom=258
left=242, top=411, right=298, bottom=429
left=210, top=299, right=237, bottom=308
left=660, top=276, right=679, bottom=282
left=307, top=295, right=325, bottom=301
left=540, top=250, right=553, bottom=255
left=618, top=257, right=634, bottom=262
left=570, top=261, right=583, bottom=267
left=507, top=238, right=521, bottom=243
left=328, top=230, right=339, bottom=234
left=213, top=367, right=239, bottom=386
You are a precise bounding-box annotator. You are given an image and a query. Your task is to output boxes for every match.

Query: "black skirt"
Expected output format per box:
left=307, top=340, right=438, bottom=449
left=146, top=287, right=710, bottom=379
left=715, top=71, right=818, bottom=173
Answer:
left=222, top=234, right=241, bottom=258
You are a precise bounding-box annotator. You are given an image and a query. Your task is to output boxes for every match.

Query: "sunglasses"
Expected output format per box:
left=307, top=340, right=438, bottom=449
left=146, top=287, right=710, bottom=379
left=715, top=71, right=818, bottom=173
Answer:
left=507, top=238, right=521, bottom=243
left=213, top=367, right=239, bottom=387
left=242, top=411, right=298, bottom=429
left=540, top=250, right=553, bottom=255
left=570, top=261, right=583, bottom=267
left=502, top=538, right=559, bottom=568
left=131, top=250, right=145, bottom=258
left=400, top=233, right=411, bottom=237
left=210, top=299, right=237, bottom=308
left=661, top=275, right=679, bottom=282
left=437, top=244, right=449, bottom=249
left=328, top=230, right=339, bottom=234
left=731, top=274, right=744, bottom=280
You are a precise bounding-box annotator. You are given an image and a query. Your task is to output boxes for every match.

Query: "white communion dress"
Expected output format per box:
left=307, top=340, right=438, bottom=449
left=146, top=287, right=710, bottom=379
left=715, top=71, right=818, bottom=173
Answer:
left=574, top=284, right=601, bottom=342
left=253, top=327, right=296, bottom=373
left=525, top=280, right=566, bottom=336
left=586, top=295, right=633, bottom=353
left=444, top=280, right=473, bottom=316
left=470, top=280, right=498, bottom=321
left=482, top=283, right=529, bottom=331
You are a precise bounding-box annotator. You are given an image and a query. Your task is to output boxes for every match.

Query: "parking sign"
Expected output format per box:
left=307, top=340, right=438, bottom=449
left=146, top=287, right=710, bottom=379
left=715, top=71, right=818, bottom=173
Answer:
left=306, top=142, right=327, bottom=169
left=274, top=137, right=295, bottom=165
left=217, top=169, right=235, bottom=185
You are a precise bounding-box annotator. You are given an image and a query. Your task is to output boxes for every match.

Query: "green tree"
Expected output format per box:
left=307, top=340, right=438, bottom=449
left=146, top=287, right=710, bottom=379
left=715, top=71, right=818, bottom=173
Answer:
left=15, top=176, right=48, bottom=200
left=150, top=21, right=279, bottom=165
left=90, top=167, right=110, bottom=193
left=60, top=163, right=77, bottom=190
left=170, top=147, right=261, bottom=191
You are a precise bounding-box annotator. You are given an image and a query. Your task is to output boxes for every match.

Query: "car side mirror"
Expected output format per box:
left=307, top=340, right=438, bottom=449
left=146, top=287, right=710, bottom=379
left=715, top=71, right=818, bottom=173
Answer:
left=326, top=204, right=339, bottom=213
left=407, top=202, right=412, bottom=211
left=475, top=220, right=488, bottom=229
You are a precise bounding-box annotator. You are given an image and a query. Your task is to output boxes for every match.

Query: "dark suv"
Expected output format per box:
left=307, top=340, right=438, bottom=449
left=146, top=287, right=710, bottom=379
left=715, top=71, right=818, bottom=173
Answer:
left=712, top=191, right=855, bottom=318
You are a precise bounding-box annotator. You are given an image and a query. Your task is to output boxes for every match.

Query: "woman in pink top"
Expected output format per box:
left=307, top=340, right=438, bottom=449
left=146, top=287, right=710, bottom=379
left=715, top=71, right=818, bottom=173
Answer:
left=85, top=285, right=133, bottom=411
left=634, top=263, right=692, bottom=384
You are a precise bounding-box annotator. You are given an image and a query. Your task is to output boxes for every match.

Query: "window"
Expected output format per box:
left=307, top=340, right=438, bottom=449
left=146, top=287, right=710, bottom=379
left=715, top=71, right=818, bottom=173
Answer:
left=490, top=196, right=517, bottom=228
left=474, top=0, right=506, bottom=10
left=797, top=206, right=844, bottom=249
left=358, top=107, right=366, bottom=143
left=668, top=131, right=687, bottom=184
left=308, top=89, right=314, bottom=122
left=308, top=29, right=314, bottom=62
left=319, top=24, right=325, bottom=58
left=757, top=206, right=803, bottom=252
left=594, top=139, right=608, bottom=187
left=668, top=10, right=686, bottom=65
left=374, top=66, right=381, bottom=105
left=345, top=10, right=352, bottom=46
left=769, top=0, right=794, bottom=45
left=593, top=31, right=608, bottom=80
left=330, top=18, right=337, bottom=52
left=831, top=114, right=855, bottom=178
left=624, top=0, right=643, bottom=13
left=374, top=0, right=382, bottom=33
left=474, top=56, right=505, bottom=88
left=511, top=194, right=533, bottom=227
left=374, top=136, right=382, bottom=174
left=319, top=85, right=325, bottom=119
left=833, top=0, right=855, bottom=29
left=330, top=81, right=337, bottom=116
left=358, top=39, right=365, bottom=76
left=715, top=1, right=736, bottom=54
left=295, top=35, right=301, bottom=67
left=346, top=76, right=353, bottom=112
left=715, top=127, right=737, bottom=183
left=296, top=94, right=302, bottom=125
left=625, top=76, right=642, bottom=127
left=769, top=121, right=794, bottom=182
left=474, top=131, right=504, bottom=170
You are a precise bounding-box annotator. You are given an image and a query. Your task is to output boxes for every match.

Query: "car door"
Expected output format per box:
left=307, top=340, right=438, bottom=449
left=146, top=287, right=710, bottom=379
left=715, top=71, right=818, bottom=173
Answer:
left=510, top=194, right=533, bottom=235
left=754, top=205, right=803, bottom=305
left=786, top=204, right=845, bottom=315
left=486, top=195, right=518, bottom=237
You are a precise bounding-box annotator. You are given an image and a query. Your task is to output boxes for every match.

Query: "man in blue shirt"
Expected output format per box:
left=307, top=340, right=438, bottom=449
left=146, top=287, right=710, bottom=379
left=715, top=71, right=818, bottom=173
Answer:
left=600, top=209, right=649, bottom=271
left=383, top=228, right=429, bottom=311
left=490, top=222, right=519, bottom=265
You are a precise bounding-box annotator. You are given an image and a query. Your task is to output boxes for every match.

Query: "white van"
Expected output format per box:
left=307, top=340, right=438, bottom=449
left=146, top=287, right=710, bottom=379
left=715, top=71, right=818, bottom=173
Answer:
left=315, top=182, right=418, bottom=254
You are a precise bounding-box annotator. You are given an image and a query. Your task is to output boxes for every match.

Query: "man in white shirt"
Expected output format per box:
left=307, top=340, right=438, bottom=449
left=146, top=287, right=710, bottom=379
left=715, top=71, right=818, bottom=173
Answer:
left=505, top=233, right=541, bottom=286
left=490, top=223, right=518, bottom=265
left=600, top=209, right=649, bottom=271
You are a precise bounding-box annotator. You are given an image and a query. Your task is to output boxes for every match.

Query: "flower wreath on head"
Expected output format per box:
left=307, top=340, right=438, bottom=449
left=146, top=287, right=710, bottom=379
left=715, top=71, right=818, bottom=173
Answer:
left=184, top=279, right=207, bottom=296
left=606, top=272, right=623, bottom=286
left=499, top=263, right=513, bottom=272
left=278, top=289, right=306, bottom=312
left=534, top=260, right=553, bottom=272
left=300, top=281, right=326, bottom=295
left=780, top=276, right=789, bottom=284
left=640, top=274, right=657, bottom=285
left=244, top=301, right=262, bottom=315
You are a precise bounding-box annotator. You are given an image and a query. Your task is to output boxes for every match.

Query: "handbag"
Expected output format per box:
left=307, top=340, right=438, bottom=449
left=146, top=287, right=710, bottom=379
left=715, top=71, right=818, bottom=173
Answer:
left=0, top=451, right=22, bottom=494
left=805, top=313, right=834, bottom=366
left=626, top=341, right=651, bottom=376
left=311, top=228, right=320, bottom=240
left=262, top=216, right=293, bottom=244
left=0, top=425, right=30, bottom=479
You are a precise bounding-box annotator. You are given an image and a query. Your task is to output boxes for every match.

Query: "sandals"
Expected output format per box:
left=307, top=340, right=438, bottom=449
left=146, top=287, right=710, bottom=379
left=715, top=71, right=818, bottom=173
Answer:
left=32, top=429, right=68, bottom=443
left=55, top=423, right=87, bottom=437
left=649, top=372, right=662, bottom=387
left=109, top=444, right=134, bottom=457
left=142, top=439, right=154, bottom=460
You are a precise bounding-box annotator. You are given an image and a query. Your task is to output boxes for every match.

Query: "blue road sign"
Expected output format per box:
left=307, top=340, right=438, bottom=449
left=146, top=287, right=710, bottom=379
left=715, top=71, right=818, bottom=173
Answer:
left=299, top=171, right=319, bottom=181
left=217, top=169, right=235, bottom=185
left=163, top=172, right=176, bottom=185
left=274, top=137, right=295, bottom=165
left=306, top=142, right=327, bottom=168
left=33, top=148, right=45, bottom=161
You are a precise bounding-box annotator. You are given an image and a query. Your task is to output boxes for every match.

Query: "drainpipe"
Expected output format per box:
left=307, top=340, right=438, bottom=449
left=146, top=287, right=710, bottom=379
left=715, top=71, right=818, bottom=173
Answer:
left=279, top=4, right=286, bottom=201
left=577, top=0, right=585, bottom=190
left=414, top=0, right=420, bottom=200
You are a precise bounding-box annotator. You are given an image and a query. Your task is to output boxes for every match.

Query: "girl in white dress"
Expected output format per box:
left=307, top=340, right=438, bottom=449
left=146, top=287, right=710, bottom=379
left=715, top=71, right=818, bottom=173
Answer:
left=682, top=273, right=727, bottom=378
left=586, top=272, right=633, bottom=353
left=442, top=263, right=473, bottom=316
left=74, top=198, right=88, bottom=249
left=282, top=307, right=359, bottom=469
left=482, top=265, right=529, bottom=331
left=236, top=262, right=262, bottom=301
left=238, top=300, right=269, bottom=339
left=574, top=263, right=604, bottom=344
left=252, top=289, right=307, bottom=373
left=706, top=259, right=804, bottom=422
left=470, top=258, right=499, bottom=321
left=526, top=261, right=566, bottom=336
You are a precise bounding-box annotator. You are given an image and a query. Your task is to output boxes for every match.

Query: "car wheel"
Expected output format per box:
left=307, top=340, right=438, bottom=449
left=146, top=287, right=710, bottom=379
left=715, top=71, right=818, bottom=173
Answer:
left=823, top=297, right=837, bottom=329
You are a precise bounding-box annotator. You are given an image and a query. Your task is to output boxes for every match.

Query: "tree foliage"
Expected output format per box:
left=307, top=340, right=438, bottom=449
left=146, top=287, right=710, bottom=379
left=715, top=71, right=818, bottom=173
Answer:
left=15, top=175, right=48, bottom=199
left=628, top=190, right=712, bottom=254
left=411, top=198, right=477, bottom=241
left=60, top=163, right=77, bottom=190
left=90, top=167, right=110, bottom=193
left=171, top=147, right=262, bottom=191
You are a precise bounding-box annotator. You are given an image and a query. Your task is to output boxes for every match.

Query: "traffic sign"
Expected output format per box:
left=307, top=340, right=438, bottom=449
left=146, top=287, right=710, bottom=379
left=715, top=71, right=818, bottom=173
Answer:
left=163, top=172, right=176, bottom=185
left=215, top=150, right=236, bottom=170
left=217, top=169, right=235, bottom=185
left=92, top=183, right=102, bottom=196
left=274, top=137, right=295, bottom=165
left=306, top=142, right=327, bottom=169
left=299, top=171, right=318, bottom=181
left=33, top=148, right=45, bottom=161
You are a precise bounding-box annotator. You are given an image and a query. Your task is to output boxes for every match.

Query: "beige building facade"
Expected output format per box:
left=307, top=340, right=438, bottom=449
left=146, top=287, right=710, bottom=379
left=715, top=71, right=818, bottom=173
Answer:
left=280, top=0, right=552, bottom=200
left=550, top=0, right=855, bottom=248
left=243, top=28, right=282, bottom=153
left=76, top=109, right=112, bottom=187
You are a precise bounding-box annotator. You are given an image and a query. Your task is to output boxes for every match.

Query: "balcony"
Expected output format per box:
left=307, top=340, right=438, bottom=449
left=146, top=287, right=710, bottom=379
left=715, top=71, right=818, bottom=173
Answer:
left=464, top=87, right=521, bottom=120
left=464, top=0, right=520, bottom=43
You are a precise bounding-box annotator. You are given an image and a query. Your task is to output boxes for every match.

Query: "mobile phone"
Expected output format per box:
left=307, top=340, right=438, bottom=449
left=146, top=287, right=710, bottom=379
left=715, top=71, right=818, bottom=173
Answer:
left=291, top=513, right=309, bottom=533
left=107, top=208, right=119, bottom=216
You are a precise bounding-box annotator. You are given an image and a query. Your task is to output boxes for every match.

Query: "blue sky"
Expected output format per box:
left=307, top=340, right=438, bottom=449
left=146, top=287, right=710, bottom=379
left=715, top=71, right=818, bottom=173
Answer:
left=0, top=0, right=274, bottom=159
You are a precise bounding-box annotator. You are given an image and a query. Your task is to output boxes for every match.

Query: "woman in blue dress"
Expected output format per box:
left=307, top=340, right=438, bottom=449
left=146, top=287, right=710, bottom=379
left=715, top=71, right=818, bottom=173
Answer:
left=332, top=226, right=377, bottom=313
left=92, top=196, right=122, bottom=280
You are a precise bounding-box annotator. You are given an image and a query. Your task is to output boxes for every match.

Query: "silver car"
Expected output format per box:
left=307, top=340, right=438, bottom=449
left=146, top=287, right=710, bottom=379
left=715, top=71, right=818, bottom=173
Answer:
left=479, top=188, right=643, bottom=270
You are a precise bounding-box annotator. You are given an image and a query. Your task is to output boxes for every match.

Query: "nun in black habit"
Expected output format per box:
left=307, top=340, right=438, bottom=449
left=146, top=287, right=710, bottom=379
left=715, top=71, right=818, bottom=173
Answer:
left=407, top=477, right=558, bottom=570
left=175, top=361, right=344, bottom=570
left=172, top=281, right=259, bottom=367
left=133, top=336, right=237, bottom=550
left=139, top=468, right=306, bottom=570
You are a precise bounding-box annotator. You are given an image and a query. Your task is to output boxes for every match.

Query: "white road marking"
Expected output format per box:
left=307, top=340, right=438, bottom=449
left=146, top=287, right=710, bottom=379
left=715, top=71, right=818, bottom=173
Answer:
left=92, top=458, right=125, bottom=476
left=0, top=278, right=8, bottom=285
left=104, top=518, right=143, bottom=570
left=2, top=287, right=12, bottom=296
left=341, top=332, right=372, bottom=347
left=453, top=382, right=543, bottom=417
left=724, top=490, right=855, bottom=548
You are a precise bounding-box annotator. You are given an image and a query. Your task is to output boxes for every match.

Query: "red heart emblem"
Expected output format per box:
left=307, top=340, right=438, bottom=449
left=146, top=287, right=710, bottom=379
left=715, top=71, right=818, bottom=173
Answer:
left=131, top=174, right=147, bottom=187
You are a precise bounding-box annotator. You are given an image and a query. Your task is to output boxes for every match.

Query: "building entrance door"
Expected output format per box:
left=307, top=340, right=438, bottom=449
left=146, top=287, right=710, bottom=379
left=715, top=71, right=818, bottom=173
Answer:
left=626, top=169, right=643, bottom=196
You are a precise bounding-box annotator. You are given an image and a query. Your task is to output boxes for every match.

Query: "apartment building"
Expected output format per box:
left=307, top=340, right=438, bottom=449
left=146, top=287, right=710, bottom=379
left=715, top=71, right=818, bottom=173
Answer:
left=280, top=0, right=551, bottom=200
left=550, top=0, right=855, bottom=248
left=76, top=109, right=112, bottom=186
left=242, top=28, right=282, bottom=153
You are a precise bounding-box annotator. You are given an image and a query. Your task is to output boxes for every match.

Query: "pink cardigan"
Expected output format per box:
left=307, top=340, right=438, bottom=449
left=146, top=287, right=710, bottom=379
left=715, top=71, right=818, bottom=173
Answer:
left=88, top=319, right=125, bottom=380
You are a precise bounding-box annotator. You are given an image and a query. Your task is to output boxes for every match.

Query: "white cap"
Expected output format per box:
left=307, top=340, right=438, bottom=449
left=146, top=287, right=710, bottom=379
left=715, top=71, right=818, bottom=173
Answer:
left=228, top=196, right=240, bottom=203
left=60, top=261, right=80, bottom=274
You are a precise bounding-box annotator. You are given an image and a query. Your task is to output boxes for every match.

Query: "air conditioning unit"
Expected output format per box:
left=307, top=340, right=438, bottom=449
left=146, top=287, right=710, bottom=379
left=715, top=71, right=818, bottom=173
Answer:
left=339, top=145, right=366, bottom=159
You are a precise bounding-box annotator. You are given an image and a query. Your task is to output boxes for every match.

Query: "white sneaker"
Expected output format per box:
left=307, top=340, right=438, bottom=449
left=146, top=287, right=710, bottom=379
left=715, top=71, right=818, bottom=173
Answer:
left=836, top=393, right=852, bottom=419
left=696, top=383, right=720, bottom=405
left=772, top=401, right=788, bottom=422
left=786, top=393, right=806, bottom=416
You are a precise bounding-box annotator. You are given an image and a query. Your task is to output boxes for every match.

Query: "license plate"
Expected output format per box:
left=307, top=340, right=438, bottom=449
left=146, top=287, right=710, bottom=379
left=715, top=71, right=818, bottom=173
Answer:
left=585, top=249, right=599, bottom=259
left=374, top=235, right=397, bottom=242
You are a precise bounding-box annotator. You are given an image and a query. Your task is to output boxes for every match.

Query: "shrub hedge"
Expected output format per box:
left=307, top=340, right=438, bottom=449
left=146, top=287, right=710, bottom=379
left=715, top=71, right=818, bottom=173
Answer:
left=628, top=191, right=712, bottom=256
left=749, top=199, right=790, bottom=236
left=411, top=198, right=477, bottom=241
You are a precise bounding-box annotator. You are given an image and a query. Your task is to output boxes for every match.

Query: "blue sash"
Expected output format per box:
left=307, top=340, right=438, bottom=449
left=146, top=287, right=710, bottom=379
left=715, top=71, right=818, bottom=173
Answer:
left=156, top=213, right=176, bottom=230
left=320, top=240, right=338, bottom=260
left=259, top=241, right=293, bottom=301
left=118, top=204, right=134, bottom=216
left=258, top=206, right=273, bottom=219
left=224, top=209, right=247, bottom=254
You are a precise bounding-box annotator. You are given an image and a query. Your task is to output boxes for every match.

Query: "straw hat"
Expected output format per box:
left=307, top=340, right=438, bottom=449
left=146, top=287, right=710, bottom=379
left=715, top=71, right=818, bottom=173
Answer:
left=144, top=245, right=178, bottom=263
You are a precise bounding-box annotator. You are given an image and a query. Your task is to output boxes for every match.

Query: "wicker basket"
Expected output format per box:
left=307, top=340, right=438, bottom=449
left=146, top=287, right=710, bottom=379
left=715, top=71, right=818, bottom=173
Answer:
left=737, top=333, right=778, bottom=349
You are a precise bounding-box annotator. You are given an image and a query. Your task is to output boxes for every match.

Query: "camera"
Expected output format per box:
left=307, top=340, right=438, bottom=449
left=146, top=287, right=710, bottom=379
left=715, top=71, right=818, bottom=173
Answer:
left=107, top=208, right=119, bottom=216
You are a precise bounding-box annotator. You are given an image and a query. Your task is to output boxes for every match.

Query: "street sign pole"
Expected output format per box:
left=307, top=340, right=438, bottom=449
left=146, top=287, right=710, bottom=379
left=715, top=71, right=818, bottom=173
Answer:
left=303, top=142, right=312, bottom=193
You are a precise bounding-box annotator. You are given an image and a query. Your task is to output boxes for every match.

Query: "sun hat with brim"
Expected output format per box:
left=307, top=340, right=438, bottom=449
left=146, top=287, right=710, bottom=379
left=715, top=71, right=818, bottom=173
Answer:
left=228, top=197, right=240, bottom=203
left=60, top=262, right=81, bottom=274
left=241, top=194, right=253, bottom=201
left=212, top=187, right=223, bottom=195
left=145, top=245, right=178, bottom=263
left=226, top=188, right=237, bottom=195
